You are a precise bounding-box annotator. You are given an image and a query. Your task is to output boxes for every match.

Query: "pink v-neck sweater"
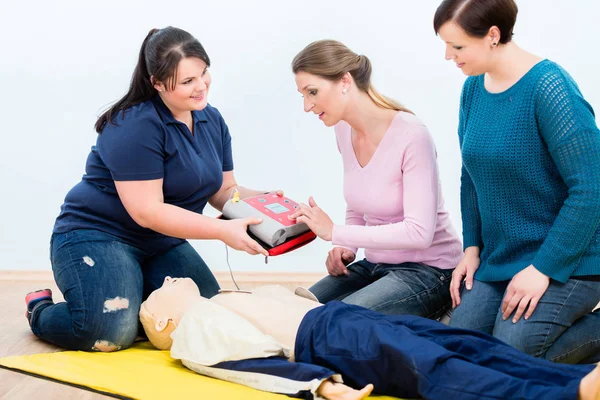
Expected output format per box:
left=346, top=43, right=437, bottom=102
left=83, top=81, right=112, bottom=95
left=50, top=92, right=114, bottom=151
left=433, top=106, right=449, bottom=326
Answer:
left=331, top=112, right=462, bottom=269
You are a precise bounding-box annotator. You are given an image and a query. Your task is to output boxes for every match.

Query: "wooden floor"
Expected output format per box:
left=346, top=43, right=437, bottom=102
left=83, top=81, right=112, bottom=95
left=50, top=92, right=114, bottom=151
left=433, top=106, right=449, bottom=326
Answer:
left=0, top=271, right=324, bottom=399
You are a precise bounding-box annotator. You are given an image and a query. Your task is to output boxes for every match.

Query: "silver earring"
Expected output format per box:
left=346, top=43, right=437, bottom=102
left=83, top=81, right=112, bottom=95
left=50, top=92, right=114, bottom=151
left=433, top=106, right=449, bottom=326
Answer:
left=342, top=88, right=347, bottom=94
left=492, top=42, right=498, bottom=47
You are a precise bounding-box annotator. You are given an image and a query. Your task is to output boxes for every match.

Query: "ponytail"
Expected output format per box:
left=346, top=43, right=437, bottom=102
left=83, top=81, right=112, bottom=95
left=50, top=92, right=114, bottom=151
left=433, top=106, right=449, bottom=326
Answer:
left=367, top=85, right=413, bottom=114
left=94, top=28, right=159, bottom=133
left=355, top=55, right=413, bottom=114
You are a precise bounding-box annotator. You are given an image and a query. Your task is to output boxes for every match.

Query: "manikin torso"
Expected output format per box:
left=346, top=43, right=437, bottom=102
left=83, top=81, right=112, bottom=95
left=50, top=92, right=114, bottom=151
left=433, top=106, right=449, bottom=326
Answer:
left=209, top=285, right=322, bottom=360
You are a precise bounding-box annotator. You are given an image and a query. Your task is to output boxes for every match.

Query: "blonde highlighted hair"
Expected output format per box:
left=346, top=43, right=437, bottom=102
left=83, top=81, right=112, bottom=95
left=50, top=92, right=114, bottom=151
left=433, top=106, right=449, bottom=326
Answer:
left=292, top=40, right=413, bottom=114
left=139, top=301, right=178, bottom=350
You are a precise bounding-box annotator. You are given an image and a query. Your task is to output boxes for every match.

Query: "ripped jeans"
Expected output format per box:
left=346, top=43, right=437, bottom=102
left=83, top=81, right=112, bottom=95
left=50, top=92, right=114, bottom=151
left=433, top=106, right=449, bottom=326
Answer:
left=29, top=229, right=220, bottom=351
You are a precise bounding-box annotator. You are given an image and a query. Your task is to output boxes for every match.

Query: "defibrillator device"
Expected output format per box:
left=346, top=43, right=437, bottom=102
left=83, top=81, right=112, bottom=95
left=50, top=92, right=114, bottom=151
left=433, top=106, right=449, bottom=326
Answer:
left=221, top=191, right=316, bottom=257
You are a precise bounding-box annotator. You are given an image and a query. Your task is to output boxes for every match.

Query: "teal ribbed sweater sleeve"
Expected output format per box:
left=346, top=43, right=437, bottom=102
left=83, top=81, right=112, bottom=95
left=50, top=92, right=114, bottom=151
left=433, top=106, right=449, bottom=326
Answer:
left=458, top=83, right=483, bottom=250
left=530, top=67, right=600, bottom=281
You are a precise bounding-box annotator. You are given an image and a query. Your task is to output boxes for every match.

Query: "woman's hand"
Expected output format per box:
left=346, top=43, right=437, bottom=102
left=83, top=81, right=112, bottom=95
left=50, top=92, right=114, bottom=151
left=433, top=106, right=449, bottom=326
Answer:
left=220, top=218, right=268, bottom=256
left=501, top=265, right=550, bottom=323
left=289, top=197, right=334, bottom=241
left=450, top=247, right=480, bottom=308
left=326, top=247, right=356, bottom=276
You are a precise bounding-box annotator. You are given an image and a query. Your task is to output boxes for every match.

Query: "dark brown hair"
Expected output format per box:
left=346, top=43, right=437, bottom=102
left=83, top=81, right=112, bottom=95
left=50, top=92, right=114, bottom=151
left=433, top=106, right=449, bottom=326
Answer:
left=433, top=0, right=518, bottom=44
left=95, top=26, right=210, bottom=133
left=292, top=40, right=413, bottom=114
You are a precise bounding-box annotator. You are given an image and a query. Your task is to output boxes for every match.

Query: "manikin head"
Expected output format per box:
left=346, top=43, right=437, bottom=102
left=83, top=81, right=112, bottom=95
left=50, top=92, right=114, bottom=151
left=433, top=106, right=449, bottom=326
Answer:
left=139, top=276, right=204, bottom=350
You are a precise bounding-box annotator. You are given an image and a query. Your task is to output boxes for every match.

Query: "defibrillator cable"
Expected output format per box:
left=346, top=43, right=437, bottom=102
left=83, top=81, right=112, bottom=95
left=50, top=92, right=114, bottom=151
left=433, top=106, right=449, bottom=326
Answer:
left=222, top=188, right=243, bottom=291
left=224, top=244, right=241, bottom=291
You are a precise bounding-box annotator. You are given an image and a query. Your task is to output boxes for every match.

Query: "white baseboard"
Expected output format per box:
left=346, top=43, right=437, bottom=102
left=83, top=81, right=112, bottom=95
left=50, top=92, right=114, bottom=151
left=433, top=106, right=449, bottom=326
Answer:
left=0, top=270, right=325, bottom=283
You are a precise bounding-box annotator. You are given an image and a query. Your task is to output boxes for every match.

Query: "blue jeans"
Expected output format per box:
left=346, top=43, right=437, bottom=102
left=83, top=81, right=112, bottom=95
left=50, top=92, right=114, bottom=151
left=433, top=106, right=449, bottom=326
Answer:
left=296, top=302, right=592, bottom=400
left=309, top=259, right=452, bottom=318
left=449, top=278, right=600, bottom=363
left=30, top=229, right=220, bottom=351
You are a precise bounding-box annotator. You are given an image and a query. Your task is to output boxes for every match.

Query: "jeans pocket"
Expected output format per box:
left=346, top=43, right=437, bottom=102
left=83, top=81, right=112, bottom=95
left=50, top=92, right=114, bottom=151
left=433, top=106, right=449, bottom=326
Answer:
left=50, top=232, right=72, bottom=260
left=429, top=265, right=453, bottom=282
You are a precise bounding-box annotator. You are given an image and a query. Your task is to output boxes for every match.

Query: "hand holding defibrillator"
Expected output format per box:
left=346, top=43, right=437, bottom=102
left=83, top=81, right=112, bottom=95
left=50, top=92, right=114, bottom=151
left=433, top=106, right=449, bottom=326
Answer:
left=221, top=190, right=317, bottom=257
left=220, top=218, right=269, bottom=256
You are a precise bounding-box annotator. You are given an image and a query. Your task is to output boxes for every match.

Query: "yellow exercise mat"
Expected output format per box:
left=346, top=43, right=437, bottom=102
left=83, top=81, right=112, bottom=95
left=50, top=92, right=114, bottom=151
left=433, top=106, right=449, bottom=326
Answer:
left=0, top=342, right=401, bottom=399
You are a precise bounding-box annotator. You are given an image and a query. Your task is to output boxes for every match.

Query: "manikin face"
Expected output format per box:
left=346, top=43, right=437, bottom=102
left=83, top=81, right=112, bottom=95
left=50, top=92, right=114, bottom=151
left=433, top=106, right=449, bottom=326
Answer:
left=143, top=276, right=203, bottom=331
left=438, top=22, right=499, bottom=76
left=295, top=71, right=348, bottom=127
left=153, top=57, right=211, bottom=117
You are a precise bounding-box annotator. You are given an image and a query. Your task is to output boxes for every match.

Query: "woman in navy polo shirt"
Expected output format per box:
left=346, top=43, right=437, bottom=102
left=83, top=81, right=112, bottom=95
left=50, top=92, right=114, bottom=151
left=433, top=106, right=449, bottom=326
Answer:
left=25, top=27, right=270, bottom=352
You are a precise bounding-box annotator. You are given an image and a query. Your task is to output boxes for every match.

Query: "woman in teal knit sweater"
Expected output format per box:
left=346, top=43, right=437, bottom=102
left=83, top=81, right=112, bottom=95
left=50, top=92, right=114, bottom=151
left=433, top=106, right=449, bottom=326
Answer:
left=434, top=0, right=600, bottom=363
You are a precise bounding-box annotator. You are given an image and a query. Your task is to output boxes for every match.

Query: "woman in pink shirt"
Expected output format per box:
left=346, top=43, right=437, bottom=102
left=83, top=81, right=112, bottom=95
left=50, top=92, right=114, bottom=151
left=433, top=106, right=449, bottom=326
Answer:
left=290, top=40, right=462, bottom=317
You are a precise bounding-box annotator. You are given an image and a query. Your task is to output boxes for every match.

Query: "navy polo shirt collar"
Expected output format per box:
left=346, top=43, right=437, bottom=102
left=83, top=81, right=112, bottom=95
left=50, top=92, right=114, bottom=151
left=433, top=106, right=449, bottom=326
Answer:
left=151, top=95, right=209, bottom=125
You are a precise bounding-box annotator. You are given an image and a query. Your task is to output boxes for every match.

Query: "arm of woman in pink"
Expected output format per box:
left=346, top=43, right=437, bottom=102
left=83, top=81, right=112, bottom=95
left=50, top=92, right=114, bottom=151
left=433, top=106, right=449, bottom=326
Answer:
left=324, top=206, right=365, bottom=276
left=291, top=127, right=439, bottom=252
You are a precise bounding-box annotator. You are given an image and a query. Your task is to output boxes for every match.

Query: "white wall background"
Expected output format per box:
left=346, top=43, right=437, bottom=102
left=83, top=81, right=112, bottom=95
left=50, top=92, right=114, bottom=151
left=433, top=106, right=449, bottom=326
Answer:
left=0, top=0, right=598, bottom=273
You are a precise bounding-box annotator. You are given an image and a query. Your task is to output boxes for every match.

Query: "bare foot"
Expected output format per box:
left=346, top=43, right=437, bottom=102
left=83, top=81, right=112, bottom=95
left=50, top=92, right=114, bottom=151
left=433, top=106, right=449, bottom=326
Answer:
left=579, top=363, right=600, bottom=400
left=317, top=380, right=374, bottom=400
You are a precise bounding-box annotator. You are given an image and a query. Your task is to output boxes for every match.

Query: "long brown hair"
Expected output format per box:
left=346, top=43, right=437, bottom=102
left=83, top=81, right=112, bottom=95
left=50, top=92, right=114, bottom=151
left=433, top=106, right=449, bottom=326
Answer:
left=292, top=40, right=413, bottom=114
left=95, top=27, right=211, bottom=133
